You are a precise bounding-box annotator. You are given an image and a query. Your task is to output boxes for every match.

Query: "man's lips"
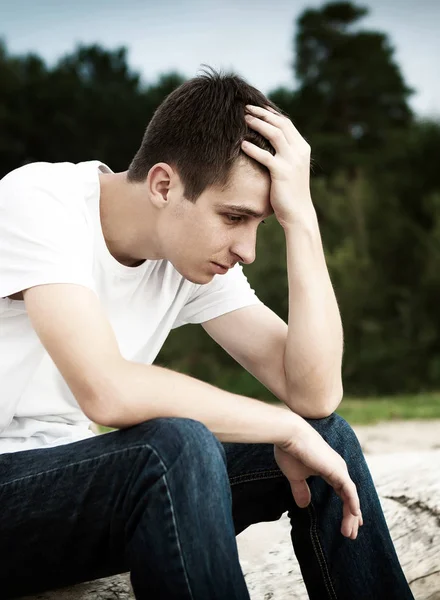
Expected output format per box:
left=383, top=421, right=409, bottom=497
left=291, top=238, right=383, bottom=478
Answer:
left=213, top=262, right=232, bottom=269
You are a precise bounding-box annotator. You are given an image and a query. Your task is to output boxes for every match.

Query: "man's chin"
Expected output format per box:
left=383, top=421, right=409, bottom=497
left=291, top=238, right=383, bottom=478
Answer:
left=185, top=272, right=214, bottom=285
left=174, top=265, right=214, bottom=285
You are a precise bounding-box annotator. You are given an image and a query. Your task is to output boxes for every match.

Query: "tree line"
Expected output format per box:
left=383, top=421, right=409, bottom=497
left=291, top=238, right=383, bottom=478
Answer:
left=2, top=2, right=440, bottom=397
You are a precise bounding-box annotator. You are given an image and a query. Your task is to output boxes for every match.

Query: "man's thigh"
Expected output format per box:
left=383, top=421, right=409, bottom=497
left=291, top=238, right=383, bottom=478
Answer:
left=0, top=419, right=185, bottom=597
left=0, top=422, right=292, bottom=596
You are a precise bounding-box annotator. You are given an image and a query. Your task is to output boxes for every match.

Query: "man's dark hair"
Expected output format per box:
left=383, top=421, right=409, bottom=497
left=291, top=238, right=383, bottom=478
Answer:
left=127, top=67, right=277, bottom=201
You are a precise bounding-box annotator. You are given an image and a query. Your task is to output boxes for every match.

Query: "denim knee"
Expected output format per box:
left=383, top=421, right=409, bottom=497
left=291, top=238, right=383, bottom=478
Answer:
left=133, top=417, right=228, bottom=475
left=305, top=413, right=363, bottom=460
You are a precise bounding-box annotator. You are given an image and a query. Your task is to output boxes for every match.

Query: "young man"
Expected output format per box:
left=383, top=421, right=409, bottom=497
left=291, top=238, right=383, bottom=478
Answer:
left=0, top=71, right=413, bottom=600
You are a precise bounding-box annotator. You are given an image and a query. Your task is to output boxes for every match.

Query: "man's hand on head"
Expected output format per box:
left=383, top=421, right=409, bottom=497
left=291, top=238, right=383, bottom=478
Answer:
left=241, top=105, right=315, bottom=229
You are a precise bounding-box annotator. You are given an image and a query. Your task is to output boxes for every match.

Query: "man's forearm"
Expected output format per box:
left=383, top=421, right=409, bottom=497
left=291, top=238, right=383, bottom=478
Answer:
left=93, top=359, right=304, bottom=445
left=282, top=209, right=344, bottom=418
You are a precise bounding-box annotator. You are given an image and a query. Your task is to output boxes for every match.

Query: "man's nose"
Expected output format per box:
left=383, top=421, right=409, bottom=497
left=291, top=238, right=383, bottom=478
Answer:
left=231, top=235, right=256, bottom=265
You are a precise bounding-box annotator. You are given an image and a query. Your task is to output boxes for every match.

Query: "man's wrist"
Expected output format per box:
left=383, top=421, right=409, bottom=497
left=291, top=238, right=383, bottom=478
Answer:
left=278, top=201, right=319, bottom=234
left=272, top=407, right=309, bottom=448
left=282, top=212, right=322, bottom=251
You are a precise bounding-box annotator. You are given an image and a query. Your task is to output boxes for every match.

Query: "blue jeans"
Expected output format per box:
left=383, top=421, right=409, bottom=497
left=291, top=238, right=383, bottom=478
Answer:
left=0, top=414, right=414, bottom=599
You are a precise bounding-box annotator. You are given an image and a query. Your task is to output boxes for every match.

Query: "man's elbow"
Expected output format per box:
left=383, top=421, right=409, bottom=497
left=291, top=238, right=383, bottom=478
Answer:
left=320, top=384, right=343, bottom=417
left=286, top=382, right=343, bottom=420
left=76, top=378, right=132, bottom=429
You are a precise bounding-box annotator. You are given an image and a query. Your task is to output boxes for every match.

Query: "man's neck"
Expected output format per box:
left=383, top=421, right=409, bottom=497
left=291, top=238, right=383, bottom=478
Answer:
left=98, top=171, right=162, bottom=265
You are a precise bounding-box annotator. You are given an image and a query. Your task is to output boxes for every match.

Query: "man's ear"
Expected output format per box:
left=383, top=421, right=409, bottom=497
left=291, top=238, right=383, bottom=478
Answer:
left=147, top=163, right=175, bottom=209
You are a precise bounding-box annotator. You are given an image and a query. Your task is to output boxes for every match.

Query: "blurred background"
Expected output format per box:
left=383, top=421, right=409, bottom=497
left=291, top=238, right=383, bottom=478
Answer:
left=2, top=0, right=440, bottom=423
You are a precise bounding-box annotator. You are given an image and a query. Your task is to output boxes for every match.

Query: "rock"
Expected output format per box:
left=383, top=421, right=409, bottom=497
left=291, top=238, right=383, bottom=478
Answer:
left=17, top=449, right=440, bottom=600
left=367, top=451, right=440, bottom=600
left=16, top=573, right=134, bottom=599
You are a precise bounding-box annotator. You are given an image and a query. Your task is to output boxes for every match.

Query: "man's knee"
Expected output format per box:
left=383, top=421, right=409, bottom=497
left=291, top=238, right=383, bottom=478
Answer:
left=305, top=412, right=363, bottom=455
left=133, top=417, right=227, bottom=474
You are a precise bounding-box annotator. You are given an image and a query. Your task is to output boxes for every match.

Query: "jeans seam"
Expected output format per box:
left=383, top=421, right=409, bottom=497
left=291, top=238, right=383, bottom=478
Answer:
left=148, top=446, right=194, bottom=600
left=0, top=445, right=150, bottom=489
left=2, top=442, right=195, bottom=599
left=229, top=469, right=282, bottom=486
left=308, top=501, right=338, bottom=600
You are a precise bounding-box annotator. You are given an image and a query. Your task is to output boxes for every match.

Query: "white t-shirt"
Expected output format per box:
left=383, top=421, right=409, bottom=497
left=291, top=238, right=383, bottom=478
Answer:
left=0, top=160, right=261, bottom=454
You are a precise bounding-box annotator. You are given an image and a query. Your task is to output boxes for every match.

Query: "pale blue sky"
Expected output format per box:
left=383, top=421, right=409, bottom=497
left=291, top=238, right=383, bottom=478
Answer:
left=1, top=0, right=439, bottom=117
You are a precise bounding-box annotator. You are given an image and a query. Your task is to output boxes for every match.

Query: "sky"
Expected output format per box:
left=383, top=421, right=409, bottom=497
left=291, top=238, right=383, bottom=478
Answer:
left=1, top=0, right=439, bottom=118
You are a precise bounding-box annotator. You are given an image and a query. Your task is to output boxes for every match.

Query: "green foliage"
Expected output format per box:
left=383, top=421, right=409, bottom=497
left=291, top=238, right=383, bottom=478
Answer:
left=337, top=393, right=440, bottom=424
left=0, top=41, right=186, bottom=176
left=269, top=1, right=413, bottom=176
left=1, top=2, right=440, bottom=397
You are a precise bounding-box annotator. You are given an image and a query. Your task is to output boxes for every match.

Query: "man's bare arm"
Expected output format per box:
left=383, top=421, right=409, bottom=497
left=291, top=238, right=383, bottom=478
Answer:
left=282, top=218, right=344, bottom=414
left=203, top=302, right=341, bottom=420
left=23, top=283, right=302, bottom=444
left=242, top=106, right=344, bottom=416
left=23, top=282, right=361, bottom=537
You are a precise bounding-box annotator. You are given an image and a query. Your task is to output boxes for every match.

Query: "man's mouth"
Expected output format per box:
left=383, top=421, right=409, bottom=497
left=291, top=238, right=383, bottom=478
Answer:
left=211, top=262, right=231, bottom=274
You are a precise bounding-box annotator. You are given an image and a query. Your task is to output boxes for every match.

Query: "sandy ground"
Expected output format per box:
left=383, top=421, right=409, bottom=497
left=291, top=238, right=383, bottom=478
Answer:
left=352, top=419, right=440, bottom=454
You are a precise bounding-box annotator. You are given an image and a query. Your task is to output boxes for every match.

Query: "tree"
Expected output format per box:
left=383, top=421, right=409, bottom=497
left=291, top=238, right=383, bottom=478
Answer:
left=270, top=1, right=414, bottom=175
left=3, top=32, right=440, bottom=397
left=0, top=40, right=50, bottom=175
left=0, top=41, right=186, bottom=176
left=268, top=3, right=440, bottom=395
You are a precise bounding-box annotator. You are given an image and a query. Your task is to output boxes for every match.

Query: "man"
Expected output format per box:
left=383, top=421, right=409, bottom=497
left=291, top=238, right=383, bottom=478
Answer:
left=0, top=70, right=413, bottom=599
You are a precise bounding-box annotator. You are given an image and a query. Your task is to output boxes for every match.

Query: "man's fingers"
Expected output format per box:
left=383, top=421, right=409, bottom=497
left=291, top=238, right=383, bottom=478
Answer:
left=290, top=479, right=311, bottom=509
left=246, top=104, right=285, bottom=125
left=339, top=477, right=363, bottom=539
left=342, top=502, right=362, bottom=540
left=275, top=442, right=362, bottom=539
left=341, top=516, right=353, bottom=538
left=265, top=105, right=282, bottom=115
left=241, top=140, right=274, bottom=168
left=342, top=480, right=361, bottom=517
left=246, top=104, right=303, bottom=145
left=325, top=468, right=361, bottom=518
left=351, top=519, right=359, bottom=540
left=342, top=515, right=359, bottom=540
left=244, top=113, right=290, bottom=154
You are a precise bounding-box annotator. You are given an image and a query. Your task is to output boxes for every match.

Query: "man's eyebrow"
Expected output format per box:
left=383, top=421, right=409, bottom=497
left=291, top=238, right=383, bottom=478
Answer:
left=216, top=204, right=272, bottom=219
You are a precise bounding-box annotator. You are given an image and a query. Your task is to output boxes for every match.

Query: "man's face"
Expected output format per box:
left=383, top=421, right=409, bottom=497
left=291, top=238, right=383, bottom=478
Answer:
left=159, top=159, right=272, bottom=284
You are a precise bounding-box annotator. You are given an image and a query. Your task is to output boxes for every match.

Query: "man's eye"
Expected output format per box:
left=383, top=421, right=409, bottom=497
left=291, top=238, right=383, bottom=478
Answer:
left=226, top=215, right=243, bottom=223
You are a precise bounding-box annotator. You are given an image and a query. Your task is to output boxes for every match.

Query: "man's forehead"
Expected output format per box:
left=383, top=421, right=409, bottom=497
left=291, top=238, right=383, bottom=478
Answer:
left=214, top=160, right=272, bottom=218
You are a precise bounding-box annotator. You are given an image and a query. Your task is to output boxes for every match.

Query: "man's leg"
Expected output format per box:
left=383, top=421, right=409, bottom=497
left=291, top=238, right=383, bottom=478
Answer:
left=0, top=418, right=250, bottom=600
left=224, top=412, right=415, bottom=600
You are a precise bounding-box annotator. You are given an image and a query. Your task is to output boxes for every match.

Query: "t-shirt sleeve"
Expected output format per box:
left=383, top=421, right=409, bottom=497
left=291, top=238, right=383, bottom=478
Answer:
left=172, top=264, right=262, bottom=328
left=0, top=163, right=95, bottom=299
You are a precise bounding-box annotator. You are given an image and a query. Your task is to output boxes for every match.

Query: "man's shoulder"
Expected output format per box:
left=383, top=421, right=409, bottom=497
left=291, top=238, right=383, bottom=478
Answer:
left=1, top=160, right=107, bottom=191
left=0, top=161, right=101, bottom=216
left=1, top=161, right=74, bottom=185
left=1, top=161, right=80, bottom=204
